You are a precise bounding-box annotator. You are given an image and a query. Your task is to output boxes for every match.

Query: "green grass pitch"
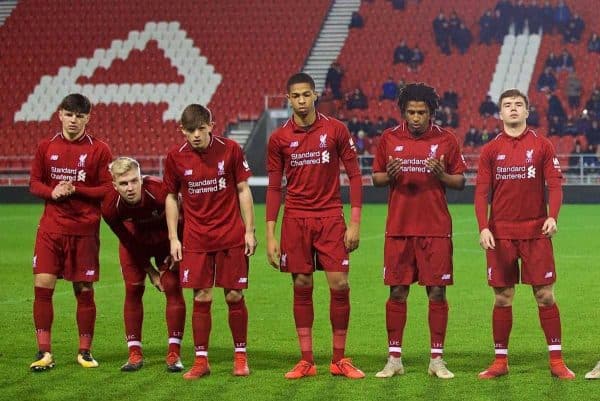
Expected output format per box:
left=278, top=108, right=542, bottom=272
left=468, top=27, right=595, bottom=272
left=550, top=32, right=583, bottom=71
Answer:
left=0, top=203, right=599, bottom=401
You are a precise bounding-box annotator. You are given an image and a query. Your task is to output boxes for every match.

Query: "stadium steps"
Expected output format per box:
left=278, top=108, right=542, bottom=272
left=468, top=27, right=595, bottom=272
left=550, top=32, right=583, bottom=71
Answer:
left=489, top=28, right=541, bottom=101
left=0, top=0, right=17, bottom=26
left=303, top=0, right=361, bottom=92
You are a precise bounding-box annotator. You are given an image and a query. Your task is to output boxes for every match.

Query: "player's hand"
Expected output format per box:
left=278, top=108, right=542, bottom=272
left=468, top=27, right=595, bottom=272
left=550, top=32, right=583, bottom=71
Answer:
left=386, top=156, right=403, bottom=180
left=244, top=231, right=257, bottom=256
left=266, top=236, right=280, bottom=269
left=161, top=255, right=177, bottom=271
left=51, top=182, right=74, bottom=200
left=148, top=270, right=164, bottom=292
left=170, top=238, right=182, bottom=262
left=426, top=154, right=446, bottom=179
left=542, top=217, right=558, bottom=237
left=479, top=228, right=496, bottom=250
left=344, top=221, right=360, bottom=252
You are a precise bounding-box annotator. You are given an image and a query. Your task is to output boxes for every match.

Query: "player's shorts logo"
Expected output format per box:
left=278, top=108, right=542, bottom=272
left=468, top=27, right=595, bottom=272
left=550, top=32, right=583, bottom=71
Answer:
left=544, top=271, right=553, bottom=278
left=280, top=253, right=287, bottom=267
left=32, top=255, right=37, bottom=268
left=442, top=274, right=452, bottom=280
left=238, top=277, right=248, bottom=283
left=183, top=269, right=190, bottom=283
left=85, top=269, right=95, bottom=276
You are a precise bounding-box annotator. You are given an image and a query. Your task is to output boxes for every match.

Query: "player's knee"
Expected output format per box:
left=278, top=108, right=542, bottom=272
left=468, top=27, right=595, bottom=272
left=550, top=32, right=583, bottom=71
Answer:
left=193, top=289, right=212, bottom=302
left=389, top=286, right=409, bottom=301
left=534, top=290, right=555, bottom=306
left=225, top=289, right=243, bottom=303
left=73, top=281, right=93, bottom=294
left=427, top=286, right=446, bottom=302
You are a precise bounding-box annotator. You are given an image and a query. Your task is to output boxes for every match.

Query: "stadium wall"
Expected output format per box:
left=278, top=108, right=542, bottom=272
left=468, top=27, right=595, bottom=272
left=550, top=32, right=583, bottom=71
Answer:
left=2, top=185, right=599, bottom=204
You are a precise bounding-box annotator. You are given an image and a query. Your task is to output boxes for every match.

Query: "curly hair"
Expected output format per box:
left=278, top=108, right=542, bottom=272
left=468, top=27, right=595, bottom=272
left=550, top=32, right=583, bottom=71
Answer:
left=397, top=83, right=439, bottom=114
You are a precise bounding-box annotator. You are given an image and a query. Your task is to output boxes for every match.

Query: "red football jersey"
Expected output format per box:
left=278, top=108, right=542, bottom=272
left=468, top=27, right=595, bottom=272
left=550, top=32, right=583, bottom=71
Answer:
left=373, top=123, right=466, bottom=237
left=267, top=113, right=361, bottom=218
left=475, top=128, right=563, bottom=239
left=30, top=132, right=112, bottom=236
left=101, top=176, right=169, bottom=249
left=163, top=135, right=251, bottom=252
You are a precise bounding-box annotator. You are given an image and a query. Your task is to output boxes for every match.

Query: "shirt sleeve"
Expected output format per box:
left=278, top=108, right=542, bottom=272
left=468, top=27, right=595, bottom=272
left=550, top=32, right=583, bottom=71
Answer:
left=163, top=153, right=180, bottom=194
left=232, top=143, right=252, bottom=184
left=474, top=145, right=492, bottom=231
left=337, top=125, right=362, bottom=208
left=29, top=141, right=53, bottom=200
left=543, top=139, right=563, bottom=220
left=446, top=135, right=467, bottom=175
left=266, top=134, right=283, bottom=222
left=372, top=134, right=387, bottom=173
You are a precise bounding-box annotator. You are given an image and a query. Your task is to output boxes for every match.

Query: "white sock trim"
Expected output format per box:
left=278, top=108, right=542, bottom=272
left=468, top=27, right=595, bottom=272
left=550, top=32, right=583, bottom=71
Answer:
left=388, top=347, right=402, bottom=353
left=548, top=345, right=562, bottom=351
left=169, top=337, right=182, bottom=345
left=127, top=341, right=142, bottom=348
left=495, top=349, right=508, bottom=355
left=431, top=348, right=444, bottom=354
left=195, top=351, right=208, bottom=357
left=234, top=347, right=247, bottom=353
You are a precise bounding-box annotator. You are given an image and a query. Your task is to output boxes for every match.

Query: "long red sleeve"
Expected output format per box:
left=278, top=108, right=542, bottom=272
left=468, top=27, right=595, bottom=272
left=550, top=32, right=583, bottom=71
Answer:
left=474, top=147, right=491, bottom=231
left=266, top=170, right=283, bottom=222
left=29, top=142, right=53, bottom=200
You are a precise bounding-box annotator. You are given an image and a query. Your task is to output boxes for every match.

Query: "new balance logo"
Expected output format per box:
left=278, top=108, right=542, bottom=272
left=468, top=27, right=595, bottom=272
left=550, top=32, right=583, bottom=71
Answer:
left=290, top=141, right=299, bottom=148
left=238, top=277, right=248, bottom=283
left=394, top=146, right=404, bottom=152
left=85, top=270, right=95, bottom=276
left=342, top=259, right=349, bottom=266
left=527, top=165, right=536, bottom=178
left=50, top=154, right=59, bottom=160
left=184, top=169, right=193, bottom=176
left=545, top=271, right=553, bottom=278
left=280, top=253, right=287, bottom=267
left=497, top=154, right=506, bottom=160
left=442, top=274, right=451, bottom=280
left=321, top=150, right=330, bottom=163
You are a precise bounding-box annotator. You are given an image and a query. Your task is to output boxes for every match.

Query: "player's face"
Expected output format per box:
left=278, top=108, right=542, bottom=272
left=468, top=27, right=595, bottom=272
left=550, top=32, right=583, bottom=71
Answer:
left=499, top=96, right=528, bottom=126
left=59, top=109, right=90, bottom=138
left=287, top=83, right=317, bottom=119
left=182, top=122, right=214, bottom=151
left=113, top=169, right=142, bottom=204
left=404, top=101, right=430, bottom=135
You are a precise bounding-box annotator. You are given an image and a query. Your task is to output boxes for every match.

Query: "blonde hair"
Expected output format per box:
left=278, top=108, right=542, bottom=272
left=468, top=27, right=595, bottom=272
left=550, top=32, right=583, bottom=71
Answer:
left=109, top=157, right=141, bottom=179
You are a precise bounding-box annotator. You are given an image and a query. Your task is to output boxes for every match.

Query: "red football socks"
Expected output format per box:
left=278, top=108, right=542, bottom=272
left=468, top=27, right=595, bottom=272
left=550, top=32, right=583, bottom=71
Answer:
left=162, top=271, right=185, bottom=353
left=192, top=300, right=212, bottom=356
left=33, top=286, right=54, bottom=352
left=227, top=297, right=248, bottom=352
left=429, top=300, right=449, bottom=358
left=293, top=286, right=314, bottom=363
left=539, top=303, right=563, bottom=359
left=124, top=284, right=144, bottom=347
left=492, top=305, right=512, bottom=359
left=76, top=289, right=96, bottom=351
left=330, top=288, right=350, bottom=363
left=386, top=298, right=407, bottom=358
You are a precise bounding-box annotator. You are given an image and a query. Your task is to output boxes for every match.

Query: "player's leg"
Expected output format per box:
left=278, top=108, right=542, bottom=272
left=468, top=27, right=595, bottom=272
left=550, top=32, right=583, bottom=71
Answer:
left=375, top=285, right=408, bottom=378
left=532, top=284, right=574, bottom=379
left=31, top=273, right=58, bottom=372
left=159, top=262, right=185, bottom=372
left=73, top=281, right=99, bottom=368
left=184, top=287, right=212, bottom=380
left=426, top=285, right=453, bottom=379
left=478, top=286, right=514, bottom=379
left=225, top=288, right=249, bottom=376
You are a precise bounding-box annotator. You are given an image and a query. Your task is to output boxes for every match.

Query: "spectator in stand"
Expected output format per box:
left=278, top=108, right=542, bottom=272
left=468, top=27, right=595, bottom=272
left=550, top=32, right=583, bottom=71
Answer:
left=392, top=0, right=406, bottom=10
left=347, top=116, right=363, bottom=136
left=353, top=130, right=370, bottom=155
left=442, top=106, right=459, bottom=129
left=349, top=11, right=364, bottom=29
left=346, top=88, right=368, bottom=110
left=442, top=89, right=459, bottom=110
left=318, top=87, right=339, bottom=117
left=557, top=49, right=574, bottom=72
left=585, top=88, right=600, bottom=117
left=554, top=0, right=571, bottom=33
left=513, top=0, right=527, bottom=35
left=493, top=9, right=508, bottom=44
left=409, top=46, right=424, bottom=72
left=583, top=144, right=599, bottom=174
left=587, top=120, right=600, bottom=147
left=480, top=128, right=492, bottom=144
left=325, top=62, right=344, bottom=100
left=380, top=77, right=399, bottom=101
left=453, top=23, right=473, bottom=54
left=393, top=40, right=413, bottom=65
left=563, top=117, right=579, bottom=137
left=548, top=92, right=567, bottom=122
left=549, top=115, right=565, bottom=137
left=386, top=116, right=399, bottom=128
left=495, top=0, right=513, bottom=34
left=464, top=126, right=481, bottom=147
left=588, top=32, right=600, bottom=53
left=526, top=0, right=542, bottom=34
left=527, top=104, right=541, bottom=127
left=479, top=95, right=499, bottom=117
left=374, top=116, right=388, bottom=136
left=565, top=71, right=582, bottom=110
left=568, top=13, right=585, bottom=43
left=433, top=12, right=452, bottom=55
left=537, top=67, right=557, bottom=92
left=544, top=52, right=560, bottom=71
left=568, top=141, right=584, bottom=175
left=362, top=117, right=377, bottom=138
left=541, top=0, right=555, bottom=34
left=479, top=9, right=495, bottom=45
left=576, top=110, right=592, bottom=136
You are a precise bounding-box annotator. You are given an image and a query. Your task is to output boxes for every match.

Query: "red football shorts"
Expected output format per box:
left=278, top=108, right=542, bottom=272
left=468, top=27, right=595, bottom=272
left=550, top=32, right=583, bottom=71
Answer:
left=279, top=215, right=349, bottom=274
left=33, top=229, right=100, bottom=282
left=179, top=246, right=248, bottom=289
left=383, top=236, right=454, bottom=286
left=486, top=238, right=556, bottom=287
left=119, top=242, right=170, bottom=284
